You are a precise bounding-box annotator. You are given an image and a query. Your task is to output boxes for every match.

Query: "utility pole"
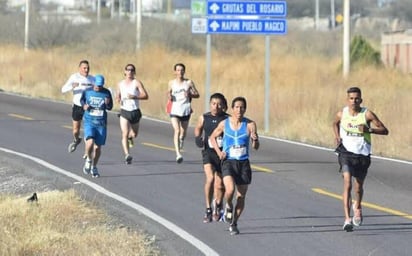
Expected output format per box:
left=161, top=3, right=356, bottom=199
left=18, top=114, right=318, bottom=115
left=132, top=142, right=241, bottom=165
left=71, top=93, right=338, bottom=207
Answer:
left=343, top=0, right=350, bottom=78
left=97, top=0, right=101, bottom=24
left=167, top=0, right=172, bottom=14
left=119, top=0, right=122, bottom=20
left=24, top=0, right=30, bottom=51
left=330, top=0, right=335, bottom=29
left=111, top=0, right=115, bottom=19
left=136, top=0, right=141, bottom=51
left=315, top=0, right=319, bottom=30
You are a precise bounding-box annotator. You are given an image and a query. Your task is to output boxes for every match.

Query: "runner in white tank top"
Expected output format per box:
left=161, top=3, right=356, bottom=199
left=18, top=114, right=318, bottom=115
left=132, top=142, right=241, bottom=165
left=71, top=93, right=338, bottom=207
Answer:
left=169, top=79, right=192, bottom=117
left=115, top=64, right=149, bottom=164
left=333, top=87, right=388, bottom=232
left=167, top=63, right=200, bottom=163
left=119, top=79, right=140, bottom=111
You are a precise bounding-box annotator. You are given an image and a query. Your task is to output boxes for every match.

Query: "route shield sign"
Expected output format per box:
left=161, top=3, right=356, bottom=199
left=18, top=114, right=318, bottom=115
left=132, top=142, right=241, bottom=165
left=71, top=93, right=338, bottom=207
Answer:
left=191, top=0, right=207, bottom=16
left=192, top=17, right=208, bottom=34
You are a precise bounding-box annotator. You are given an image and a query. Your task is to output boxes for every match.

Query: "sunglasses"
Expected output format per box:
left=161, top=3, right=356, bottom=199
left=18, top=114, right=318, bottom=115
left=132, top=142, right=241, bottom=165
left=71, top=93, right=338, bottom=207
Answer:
left=126, top=68, right=135, bottom=72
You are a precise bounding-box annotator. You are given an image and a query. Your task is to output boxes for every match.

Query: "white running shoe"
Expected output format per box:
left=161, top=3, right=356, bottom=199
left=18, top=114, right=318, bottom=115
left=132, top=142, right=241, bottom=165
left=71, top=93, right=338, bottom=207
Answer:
left=83, top=159, right=92, bottom=175
left=352, top=204, right=363, bottom=226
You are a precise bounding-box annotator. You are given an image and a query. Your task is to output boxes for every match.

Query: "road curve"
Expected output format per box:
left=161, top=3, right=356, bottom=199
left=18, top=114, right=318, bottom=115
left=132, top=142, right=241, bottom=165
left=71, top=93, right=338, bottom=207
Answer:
left=1, top=92, right=412, bottom=256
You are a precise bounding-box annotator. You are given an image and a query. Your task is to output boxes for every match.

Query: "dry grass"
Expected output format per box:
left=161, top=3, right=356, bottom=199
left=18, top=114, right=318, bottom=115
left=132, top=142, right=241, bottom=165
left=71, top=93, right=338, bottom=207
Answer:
left=0, top=190, right=159, bottom=256
left=0, top=42, right=411, bottom=160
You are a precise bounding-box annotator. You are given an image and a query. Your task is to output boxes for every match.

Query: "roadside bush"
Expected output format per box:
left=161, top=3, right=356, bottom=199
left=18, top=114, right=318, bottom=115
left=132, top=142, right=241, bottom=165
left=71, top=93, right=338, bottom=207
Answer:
left=350, top=35, right=382, bottom=67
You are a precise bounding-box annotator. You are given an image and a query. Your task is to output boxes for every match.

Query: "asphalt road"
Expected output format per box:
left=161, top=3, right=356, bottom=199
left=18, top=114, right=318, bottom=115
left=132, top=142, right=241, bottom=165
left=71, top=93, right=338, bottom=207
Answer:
left=1, top=92, right=411, bottom=256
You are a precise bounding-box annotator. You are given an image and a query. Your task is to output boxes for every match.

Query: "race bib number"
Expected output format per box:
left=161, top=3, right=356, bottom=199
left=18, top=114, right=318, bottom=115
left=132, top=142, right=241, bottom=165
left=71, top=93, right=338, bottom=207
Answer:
left=89, top=109, right=104, bottom=117
left=208, top=136, right=223, bottom=148
left=229, top=145, right=246, bottom=158
left=346, top=131, right=363, bottom=137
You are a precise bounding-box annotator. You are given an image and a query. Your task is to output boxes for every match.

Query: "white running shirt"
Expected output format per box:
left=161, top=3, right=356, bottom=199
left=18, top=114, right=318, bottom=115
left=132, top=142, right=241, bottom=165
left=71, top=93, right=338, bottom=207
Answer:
left=339, top=106, right=372, bottom=156
left=61, top=73, right=94, bottom=106
left=170, top=79, right=192, bottom=117
left=118, top=79, right=140, bottom=111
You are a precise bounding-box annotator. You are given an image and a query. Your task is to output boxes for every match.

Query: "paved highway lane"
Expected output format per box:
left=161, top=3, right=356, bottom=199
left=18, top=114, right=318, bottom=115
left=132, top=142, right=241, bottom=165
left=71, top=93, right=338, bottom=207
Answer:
left=1, top=92, right=412, bottom=256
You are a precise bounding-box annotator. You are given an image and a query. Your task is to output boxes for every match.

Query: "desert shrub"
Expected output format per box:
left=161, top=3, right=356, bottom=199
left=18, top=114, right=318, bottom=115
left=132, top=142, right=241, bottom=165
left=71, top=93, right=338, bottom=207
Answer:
left=350, top=35, right=382, bottom=67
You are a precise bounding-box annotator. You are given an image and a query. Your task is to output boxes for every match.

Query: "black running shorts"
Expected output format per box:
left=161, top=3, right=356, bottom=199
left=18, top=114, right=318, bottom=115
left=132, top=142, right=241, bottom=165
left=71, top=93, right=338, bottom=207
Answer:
left=72, top=104, right=84, bottom=121
left=120, top=109, right=142, bottom=124
left=222, top=159, right=252, bottom=185
left=202, top=149, right=222, bottom=173
left=169, top=114, right=191, bottom=122
left=338, top=154, right=371, bottom=180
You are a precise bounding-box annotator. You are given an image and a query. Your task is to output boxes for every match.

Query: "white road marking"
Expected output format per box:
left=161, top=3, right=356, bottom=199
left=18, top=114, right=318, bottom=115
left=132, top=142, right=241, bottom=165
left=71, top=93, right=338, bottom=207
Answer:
left=0, top=147, right=219, bottom=256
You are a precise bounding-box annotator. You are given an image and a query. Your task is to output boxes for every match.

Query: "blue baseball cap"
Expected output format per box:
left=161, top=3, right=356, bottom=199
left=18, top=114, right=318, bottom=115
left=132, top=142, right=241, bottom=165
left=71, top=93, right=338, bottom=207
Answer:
left=94, top=74, right=105, bottom=87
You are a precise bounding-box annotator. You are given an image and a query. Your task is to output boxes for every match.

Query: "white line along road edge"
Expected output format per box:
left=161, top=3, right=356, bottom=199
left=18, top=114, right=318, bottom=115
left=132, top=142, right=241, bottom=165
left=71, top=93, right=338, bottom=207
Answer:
left=0, top=147, right=218, bottom=256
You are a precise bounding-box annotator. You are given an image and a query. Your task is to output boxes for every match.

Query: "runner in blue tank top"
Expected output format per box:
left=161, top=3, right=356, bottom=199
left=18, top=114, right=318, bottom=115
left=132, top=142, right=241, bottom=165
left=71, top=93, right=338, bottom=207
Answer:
left=209, top=96, right=260, bottom=235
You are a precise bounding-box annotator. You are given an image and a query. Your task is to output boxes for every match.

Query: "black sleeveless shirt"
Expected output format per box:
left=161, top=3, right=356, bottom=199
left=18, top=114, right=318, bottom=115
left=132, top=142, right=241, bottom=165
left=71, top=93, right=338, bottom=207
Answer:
left=202, top=112, right=229, bottom=150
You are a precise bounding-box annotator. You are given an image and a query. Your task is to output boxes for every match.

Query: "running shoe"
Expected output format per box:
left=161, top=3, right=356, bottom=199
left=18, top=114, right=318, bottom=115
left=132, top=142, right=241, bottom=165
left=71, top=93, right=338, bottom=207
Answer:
left=203, top=208, right=212, bottom=223
left=223, top=208, right=233, bottom=223
left=128, top=138, right=134, bottom=148
left=352, top=204, right=363, bottom=226
left=179, top=138, right=184, bottom=151
left=342, top=220, right=353, bottom=232
left=83, top=159, right=92, bottom=175
left=91, top=167, right=100, bottom=178
left=68, top=138, right=82, bottom=153
left=82, top=154, right=87, bottom=159
left=176, top=155, right=183, bottom=164
left=229, top=223, right=239, bottom=235
left=125, top=154, right=133, bottom=165
left=213, top=202, right=223, bottom=222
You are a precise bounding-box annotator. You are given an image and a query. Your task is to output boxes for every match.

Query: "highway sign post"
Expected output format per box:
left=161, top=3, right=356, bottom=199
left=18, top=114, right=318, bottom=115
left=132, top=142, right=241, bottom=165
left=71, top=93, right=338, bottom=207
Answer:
left=191, top=0, right=287, bottom=132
